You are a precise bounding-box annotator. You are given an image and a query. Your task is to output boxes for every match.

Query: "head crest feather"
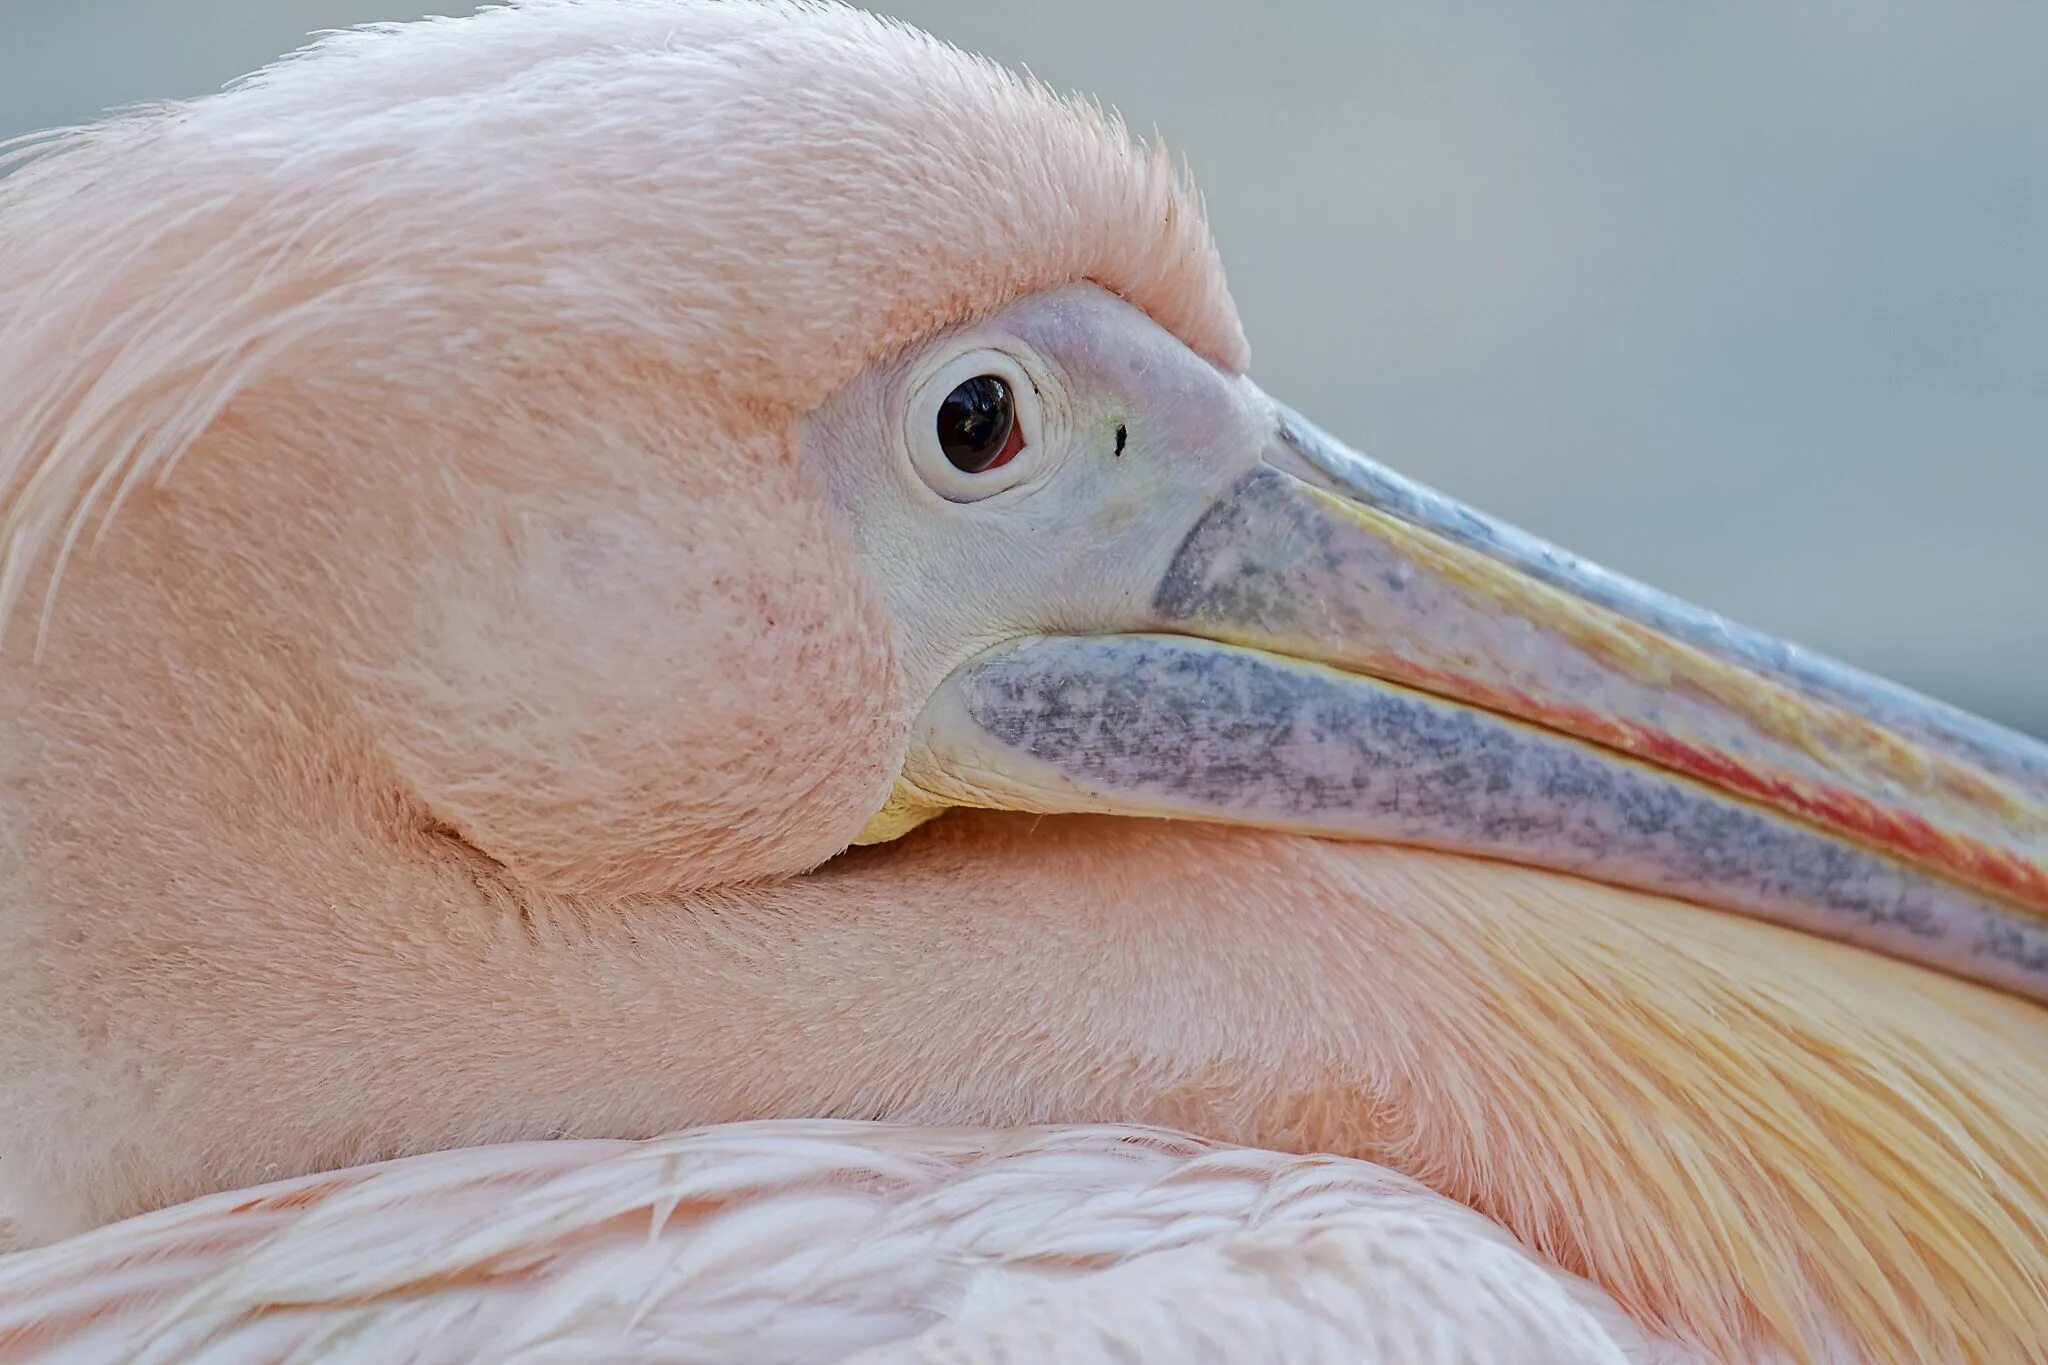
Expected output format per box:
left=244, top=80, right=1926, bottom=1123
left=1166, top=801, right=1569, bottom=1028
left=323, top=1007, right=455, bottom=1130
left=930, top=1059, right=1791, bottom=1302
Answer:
left=0, top=0, right=1245, bottom=646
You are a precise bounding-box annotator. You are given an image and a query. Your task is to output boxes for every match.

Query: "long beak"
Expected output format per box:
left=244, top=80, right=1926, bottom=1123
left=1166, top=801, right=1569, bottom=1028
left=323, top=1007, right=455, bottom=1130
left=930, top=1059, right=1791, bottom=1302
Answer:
left=872, top=396, right=2048, bottom=1001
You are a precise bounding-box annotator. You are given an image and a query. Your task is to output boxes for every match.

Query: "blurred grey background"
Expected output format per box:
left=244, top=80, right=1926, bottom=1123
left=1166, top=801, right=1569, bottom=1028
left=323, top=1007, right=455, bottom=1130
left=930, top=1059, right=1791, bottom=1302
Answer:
left=6, top=1, right=2043, bottom=737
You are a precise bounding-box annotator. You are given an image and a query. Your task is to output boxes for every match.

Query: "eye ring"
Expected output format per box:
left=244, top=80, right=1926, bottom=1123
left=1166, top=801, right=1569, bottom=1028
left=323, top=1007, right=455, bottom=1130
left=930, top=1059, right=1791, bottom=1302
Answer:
left=906, top=349, right=1043, bottom=502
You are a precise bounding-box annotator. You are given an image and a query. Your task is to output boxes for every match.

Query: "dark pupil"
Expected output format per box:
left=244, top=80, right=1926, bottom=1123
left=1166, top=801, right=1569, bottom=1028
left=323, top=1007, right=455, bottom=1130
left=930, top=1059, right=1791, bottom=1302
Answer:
left=936, top=374, right=1015, bottom=473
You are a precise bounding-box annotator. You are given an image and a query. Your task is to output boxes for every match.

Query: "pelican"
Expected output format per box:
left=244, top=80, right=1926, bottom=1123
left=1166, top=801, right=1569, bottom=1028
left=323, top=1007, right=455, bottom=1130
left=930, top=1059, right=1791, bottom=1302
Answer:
left=0, top=1, right=2042, bottom=1359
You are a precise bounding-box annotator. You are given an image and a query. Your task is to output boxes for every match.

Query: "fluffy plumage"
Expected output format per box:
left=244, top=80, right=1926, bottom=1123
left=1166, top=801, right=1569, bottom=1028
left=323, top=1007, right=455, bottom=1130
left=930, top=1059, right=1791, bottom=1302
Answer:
left=0, top=0, right=1233, bottom=1235
left=0, top=0, right=1241, bottom=639
left=0, top=3, right=2043, bottom=1362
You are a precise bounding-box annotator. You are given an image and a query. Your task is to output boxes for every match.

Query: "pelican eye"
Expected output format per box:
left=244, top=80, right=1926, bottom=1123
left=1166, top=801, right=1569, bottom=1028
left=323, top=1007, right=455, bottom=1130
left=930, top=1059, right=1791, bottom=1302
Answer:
left=936, top=375, right=1025, bottom=473
left=905, top=348, right=1042, bottom=501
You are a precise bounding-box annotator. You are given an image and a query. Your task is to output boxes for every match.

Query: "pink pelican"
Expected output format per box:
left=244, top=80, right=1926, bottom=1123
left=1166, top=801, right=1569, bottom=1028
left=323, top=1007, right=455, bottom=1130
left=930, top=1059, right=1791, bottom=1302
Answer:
left=0, top=2, right=2042, bottom=1359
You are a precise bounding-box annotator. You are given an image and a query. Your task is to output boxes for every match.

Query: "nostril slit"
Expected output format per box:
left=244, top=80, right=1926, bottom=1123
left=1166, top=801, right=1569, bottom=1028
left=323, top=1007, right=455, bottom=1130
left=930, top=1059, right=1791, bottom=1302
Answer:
left=1114, top=423, right=1127, bottom=457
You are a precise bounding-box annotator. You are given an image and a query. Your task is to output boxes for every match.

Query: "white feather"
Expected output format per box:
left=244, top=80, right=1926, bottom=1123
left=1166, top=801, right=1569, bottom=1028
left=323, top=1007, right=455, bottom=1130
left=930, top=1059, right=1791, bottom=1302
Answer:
left=0, top=1120, right=1701, bottom=1363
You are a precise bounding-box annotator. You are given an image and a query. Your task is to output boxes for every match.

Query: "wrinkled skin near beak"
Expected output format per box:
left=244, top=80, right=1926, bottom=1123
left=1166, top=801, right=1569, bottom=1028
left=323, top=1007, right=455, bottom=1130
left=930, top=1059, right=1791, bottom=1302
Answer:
left=871, top=412, right=2048, bottom=1002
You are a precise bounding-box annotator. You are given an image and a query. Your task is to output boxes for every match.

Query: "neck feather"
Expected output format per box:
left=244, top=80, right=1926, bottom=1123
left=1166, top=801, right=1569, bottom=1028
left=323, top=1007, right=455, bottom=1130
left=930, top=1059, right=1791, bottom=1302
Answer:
left=4, top=772, right=2043, bottom=1361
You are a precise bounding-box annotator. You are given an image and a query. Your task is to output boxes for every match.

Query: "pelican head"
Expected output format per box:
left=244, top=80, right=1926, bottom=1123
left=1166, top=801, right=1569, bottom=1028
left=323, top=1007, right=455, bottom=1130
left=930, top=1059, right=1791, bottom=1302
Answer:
left=0, top=1, right=2042, bottom=1358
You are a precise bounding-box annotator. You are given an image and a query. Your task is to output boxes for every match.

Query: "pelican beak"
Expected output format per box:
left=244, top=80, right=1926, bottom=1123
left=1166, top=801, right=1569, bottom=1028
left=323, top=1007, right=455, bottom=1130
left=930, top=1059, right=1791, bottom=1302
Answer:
left=873, top=397, right=2048, bottom=1000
